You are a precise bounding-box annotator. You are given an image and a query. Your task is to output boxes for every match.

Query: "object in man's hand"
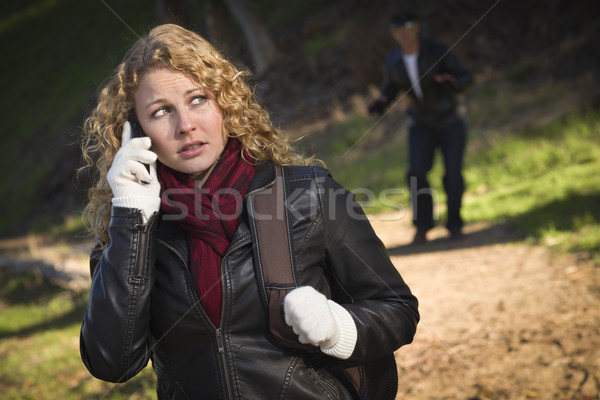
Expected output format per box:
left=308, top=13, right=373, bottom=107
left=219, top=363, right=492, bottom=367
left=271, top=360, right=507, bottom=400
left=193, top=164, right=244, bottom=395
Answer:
left=367, top=99, right=386, bottom=115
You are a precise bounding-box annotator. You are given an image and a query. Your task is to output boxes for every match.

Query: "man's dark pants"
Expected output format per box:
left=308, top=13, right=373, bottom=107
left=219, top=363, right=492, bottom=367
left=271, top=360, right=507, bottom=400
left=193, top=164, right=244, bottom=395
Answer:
left=406, top=117, right=466, bottom=234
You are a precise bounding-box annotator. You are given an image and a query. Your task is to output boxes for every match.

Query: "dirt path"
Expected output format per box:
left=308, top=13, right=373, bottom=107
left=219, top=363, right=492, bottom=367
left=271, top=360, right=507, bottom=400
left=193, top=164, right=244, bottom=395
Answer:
left=370, top=215, right=600, bottom=400
left=1, top=217, right=598, bottom=399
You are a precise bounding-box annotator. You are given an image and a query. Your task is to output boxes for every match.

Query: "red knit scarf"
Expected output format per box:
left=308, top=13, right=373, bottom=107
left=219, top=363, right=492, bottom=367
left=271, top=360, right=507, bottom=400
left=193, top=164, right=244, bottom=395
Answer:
left=158, top=138, right=255, bottom=326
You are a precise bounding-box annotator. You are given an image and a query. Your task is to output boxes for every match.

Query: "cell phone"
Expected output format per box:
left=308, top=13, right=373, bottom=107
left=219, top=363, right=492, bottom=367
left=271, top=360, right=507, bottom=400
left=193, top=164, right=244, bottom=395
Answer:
left=129, top=119, right=151, bottom=180
left=130, top=119, right=146, bottom=138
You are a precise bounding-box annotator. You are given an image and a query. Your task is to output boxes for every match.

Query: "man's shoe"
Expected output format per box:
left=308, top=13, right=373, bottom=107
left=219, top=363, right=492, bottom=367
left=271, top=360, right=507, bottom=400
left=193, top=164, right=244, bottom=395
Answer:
left=449, top=229, right=464, bottom=240
left=412, top=230, right=428, bottom=245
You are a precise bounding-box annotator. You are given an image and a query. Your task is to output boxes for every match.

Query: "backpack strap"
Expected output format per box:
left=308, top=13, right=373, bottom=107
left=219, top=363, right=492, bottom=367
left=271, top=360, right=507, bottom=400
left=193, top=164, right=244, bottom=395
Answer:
left=251, top=165, right=311, bottom=350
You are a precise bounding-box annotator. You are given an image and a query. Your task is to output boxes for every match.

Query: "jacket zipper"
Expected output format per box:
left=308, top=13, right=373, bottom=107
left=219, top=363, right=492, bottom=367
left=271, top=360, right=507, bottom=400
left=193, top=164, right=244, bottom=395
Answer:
left=215, top=328, right=234, bottom=399
left=213, top=239, right=250, bottom=400
left=135, top=222, right=152, bottom=278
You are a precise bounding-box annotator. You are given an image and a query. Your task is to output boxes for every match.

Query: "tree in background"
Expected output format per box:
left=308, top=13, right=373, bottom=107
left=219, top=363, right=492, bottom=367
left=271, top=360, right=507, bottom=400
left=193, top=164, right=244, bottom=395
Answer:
left=155, top=0, right=278, bottom=74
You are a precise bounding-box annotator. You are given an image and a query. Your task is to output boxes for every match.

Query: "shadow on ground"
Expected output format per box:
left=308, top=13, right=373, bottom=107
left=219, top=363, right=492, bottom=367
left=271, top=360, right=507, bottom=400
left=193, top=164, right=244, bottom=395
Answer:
left=0, top=266, right=88, bottom=340
left=389, top=190, right=600, bottom=258
left=387, top=222, right=524, bottom=256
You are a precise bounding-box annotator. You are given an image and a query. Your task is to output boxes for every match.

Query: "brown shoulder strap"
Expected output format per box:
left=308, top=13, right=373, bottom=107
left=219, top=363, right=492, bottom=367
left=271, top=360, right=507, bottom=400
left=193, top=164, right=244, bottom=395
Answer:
left=251, top=165, right=311, bottom=349
left=252, top=165, right=294, bottom=285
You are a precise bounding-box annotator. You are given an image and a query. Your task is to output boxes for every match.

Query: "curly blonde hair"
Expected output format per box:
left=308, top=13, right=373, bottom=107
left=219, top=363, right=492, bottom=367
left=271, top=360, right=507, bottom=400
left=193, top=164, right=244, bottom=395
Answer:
left=81, top=24, right=317, bottom=243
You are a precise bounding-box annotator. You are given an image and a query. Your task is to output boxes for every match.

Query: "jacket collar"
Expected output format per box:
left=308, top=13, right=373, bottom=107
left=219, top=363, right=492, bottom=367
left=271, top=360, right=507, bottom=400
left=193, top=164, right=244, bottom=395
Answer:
left=246, top=161, right=276, bottom=195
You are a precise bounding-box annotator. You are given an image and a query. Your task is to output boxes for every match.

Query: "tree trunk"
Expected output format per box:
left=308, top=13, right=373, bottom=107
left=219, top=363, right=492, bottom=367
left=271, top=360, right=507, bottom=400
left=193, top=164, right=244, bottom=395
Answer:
left=221, top=0, right=278, bottom=74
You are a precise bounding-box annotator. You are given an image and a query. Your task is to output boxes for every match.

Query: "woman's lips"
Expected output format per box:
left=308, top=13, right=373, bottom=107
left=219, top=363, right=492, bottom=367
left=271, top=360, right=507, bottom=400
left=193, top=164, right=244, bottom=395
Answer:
left=178, top=141, right=206, bottom=159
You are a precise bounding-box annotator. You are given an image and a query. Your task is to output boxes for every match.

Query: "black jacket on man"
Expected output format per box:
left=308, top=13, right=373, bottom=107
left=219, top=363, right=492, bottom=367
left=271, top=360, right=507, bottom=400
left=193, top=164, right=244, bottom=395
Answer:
left=380, top=36, right=472, bottom=127
left=80, top=161, right=419, bottom=399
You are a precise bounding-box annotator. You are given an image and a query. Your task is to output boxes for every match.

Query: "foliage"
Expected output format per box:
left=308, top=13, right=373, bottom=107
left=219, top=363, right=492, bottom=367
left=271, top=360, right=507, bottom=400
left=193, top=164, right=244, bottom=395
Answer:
left=303, top=24, right=349, bottom=56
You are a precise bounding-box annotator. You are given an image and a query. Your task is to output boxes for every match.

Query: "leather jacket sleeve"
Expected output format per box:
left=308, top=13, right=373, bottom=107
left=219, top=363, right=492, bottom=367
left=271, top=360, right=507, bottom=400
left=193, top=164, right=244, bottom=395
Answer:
left=314, top=171, right=420, bottom=363
left=80, top=207, right=158, bottom=382
left=380, top=51, right=402, bottom=104
left=436, top=43, right=472, bottom=92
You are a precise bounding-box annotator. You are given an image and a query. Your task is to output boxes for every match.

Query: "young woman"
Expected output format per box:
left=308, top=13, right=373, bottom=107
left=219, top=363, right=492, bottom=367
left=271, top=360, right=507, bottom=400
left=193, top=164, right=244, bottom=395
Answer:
left=80, top=24, right=419, bottom=399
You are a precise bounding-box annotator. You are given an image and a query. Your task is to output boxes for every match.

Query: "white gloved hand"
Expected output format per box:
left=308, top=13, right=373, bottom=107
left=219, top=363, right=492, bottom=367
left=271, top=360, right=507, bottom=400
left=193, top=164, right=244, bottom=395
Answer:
left=284, top=286, right=358, bottom=360
left=107, top=121, right=161, bottom=223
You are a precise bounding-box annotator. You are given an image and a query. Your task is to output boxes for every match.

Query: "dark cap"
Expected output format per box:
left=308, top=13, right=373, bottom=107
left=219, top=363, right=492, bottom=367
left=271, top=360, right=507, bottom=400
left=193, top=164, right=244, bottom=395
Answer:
left=390, top=11, right=419, bottom=27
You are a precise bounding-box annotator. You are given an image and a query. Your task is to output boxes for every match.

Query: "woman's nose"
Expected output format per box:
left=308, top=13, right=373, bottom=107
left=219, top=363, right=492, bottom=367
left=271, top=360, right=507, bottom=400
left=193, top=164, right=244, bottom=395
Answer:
left=176, top=110, right=195, bottom=135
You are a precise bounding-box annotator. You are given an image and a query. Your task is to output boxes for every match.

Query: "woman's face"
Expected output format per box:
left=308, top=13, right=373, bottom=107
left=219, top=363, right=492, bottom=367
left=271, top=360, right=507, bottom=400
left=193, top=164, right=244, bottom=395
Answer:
left=133, top=67, right=227, bottom=177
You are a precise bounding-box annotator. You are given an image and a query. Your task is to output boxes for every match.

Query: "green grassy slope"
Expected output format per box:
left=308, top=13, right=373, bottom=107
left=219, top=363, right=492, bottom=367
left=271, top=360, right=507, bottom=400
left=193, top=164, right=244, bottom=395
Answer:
left=0, top=0, right=155, bottom=234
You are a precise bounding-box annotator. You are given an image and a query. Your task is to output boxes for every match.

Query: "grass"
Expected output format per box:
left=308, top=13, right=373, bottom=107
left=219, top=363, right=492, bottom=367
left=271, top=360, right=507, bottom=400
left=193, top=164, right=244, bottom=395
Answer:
left=463, top=111, right=600, bottom=259
left=0, top=268, right=157, bottom=399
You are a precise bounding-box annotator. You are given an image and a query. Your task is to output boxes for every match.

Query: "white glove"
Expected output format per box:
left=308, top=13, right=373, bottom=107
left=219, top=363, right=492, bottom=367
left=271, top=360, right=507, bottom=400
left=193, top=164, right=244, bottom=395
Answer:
left=107, top=121, right=161, bottom=223
left=284, top=286, right=358, bottom=360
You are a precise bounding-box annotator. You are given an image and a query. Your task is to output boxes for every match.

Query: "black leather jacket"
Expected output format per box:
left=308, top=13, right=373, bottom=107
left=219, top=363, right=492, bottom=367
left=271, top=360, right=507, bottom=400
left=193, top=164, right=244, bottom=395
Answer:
left=80, top=162, right=419, bottom=399
left=380, top=36, right=472, bottom=127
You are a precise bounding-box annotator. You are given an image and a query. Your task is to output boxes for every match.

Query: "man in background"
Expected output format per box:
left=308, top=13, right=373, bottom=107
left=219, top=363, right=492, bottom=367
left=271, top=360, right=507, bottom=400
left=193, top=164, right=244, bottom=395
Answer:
left=368, top=10, right=473, bottom=244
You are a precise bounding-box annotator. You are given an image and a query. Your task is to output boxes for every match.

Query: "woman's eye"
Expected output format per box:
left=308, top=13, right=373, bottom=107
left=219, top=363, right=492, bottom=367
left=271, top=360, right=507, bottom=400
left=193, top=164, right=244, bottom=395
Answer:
left=191, top=95, right=207, bottom=105
left=152, top=107, right=169, bottom=117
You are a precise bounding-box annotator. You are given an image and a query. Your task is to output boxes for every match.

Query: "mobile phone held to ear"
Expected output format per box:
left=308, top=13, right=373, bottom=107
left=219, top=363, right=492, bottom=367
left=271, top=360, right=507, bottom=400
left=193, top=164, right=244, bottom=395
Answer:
left=129, top=119, right=151, bottom=182
left=130, top=119, right=146, bottom=138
